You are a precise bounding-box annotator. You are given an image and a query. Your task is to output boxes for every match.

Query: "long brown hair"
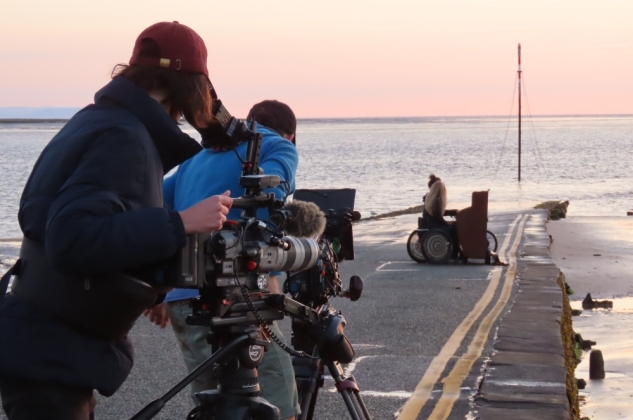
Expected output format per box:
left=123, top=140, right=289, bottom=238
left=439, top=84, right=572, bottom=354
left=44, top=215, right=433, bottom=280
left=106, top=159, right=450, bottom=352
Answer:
left=112, top=64, right=213, bottom=128
left=112, top=37, right=213, bottom=127
left=425, top=180, right=447, bottom=216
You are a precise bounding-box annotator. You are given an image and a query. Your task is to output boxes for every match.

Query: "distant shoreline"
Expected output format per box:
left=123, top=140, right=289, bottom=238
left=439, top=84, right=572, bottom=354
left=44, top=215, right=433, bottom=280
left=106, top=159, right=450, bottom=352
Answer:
left=0, top=119, right=70, bottom=123
left=1, top=114, right=632, bottom=124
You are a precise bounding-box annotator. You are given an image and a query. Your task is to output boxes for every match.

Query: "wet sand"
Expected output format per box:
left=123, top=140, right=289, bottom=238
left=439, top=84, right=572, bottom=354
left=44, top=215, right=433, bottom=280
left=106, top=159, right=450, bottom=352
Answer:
left=547, top=216, right=633, bottom=420
left=548, top=216, right=633, bottom=299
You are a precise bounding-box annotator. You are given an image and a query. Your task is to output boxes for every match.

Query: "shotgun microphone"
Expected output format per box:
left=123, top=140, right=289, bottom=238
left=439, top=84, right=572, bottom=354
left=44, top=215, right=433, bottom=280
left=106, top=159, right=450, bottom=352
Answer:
left=271, top=200, right=326, bottom=238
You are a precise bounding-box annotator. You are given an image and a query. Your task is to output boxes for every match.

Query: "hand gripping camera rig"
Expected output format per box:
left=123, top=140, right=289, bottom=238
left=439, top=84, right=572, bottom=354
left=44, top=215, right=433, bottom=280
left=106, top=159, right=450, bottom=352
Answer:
left=131, top=103, right=367, bottom=420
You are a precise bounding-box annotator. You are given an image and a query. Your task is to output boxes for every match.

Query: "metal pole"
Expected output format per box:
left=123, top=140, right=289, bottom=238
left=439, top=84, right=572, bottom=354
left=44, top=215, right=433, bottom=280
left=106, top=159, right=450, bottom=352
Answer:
left=518, top=43, right=522, bottom=182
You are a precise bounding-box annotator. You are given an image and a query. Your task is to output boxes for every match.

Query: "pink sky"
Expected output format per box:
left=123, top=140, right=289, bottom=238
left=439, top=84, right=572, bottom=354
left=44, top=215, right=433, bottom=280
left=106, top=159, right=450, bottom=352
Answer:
left=1, top=0, right=632, bottom=118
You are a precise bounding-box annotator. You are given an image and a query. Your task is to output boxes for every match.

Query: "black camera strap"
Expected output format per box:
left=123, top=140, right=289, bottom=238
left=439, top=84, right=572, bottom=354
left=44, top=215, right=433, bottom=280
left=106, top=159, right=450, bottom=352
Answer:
left=10, top=238, right=157, bottom=340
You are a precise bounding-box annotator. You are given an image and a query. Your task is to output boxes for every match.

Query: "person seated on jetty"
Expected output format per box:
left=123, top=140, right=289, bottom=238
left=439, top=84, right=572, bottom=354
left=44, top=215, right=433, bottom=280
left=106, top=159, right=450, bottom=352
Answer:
left=422, top=175, right=459, bottom=257
left=422, top=174, right=457, bottom=227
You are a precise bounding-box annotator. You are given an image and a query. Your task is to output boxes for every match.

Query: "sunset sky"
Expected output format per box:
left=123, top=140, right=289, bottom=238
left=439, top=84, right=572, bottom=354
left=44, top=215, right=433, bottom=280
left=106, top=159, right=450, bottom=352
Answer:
left=1, top=0, right=631, bottom=118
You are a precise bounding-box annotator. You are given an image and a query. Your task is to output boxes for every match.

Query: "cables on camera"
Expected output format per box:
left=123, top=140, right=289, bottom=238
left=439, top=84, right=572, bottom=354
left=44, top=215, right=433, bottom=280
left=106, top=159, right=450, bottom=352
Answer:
left=233, top=274, right=316, bottom=359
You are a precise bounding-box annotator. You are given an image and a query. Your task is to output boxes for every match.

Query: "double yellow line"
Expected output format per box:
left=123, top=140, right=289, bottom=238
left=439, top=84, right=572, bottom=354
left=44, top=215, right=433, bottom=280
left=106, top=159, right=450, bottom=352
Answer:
left=397, top=214, right=527, bottom=420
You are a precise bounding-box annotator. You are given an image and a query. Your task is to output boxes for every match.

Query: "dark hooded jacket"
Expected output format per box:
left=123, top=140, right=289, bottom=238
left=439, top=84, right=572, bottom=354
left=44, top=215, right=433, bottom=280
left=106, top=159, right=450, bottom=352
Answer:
left=0, top=77, right=202, bottom=395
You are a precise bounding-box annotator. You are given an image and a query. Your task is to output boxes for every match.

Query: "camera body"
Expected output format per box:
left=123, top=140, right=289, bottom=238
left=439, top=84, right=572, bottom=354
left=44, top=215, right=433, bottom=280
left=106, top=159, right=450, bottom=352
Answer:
left=168, top=102, right=362, bottom=345
left=167, top=110, right=324, bottom=328
left=170, top=101, right=360, bottom=315
left=175, top=103, right=316, bottom=288
left=175, top=221, right=319, bottom=290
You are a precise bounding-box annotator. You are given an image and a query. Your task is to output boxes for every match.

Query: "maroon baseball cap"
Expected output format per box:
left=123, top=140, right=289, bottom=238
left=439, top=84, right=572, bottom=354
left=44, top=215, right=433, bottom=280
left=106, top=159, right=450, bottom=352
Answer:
left=129, top=21, right=208, bottom=76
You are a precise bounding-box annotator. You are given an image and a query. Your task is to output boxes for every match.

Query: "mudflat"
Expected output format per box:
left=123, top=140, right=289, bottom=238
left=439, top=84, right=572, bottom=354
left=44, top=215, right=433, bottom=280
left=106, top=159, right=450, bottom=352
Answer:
left=548, top=216, right=633, bottom=420
left=547, top=216, right=633, bottom=299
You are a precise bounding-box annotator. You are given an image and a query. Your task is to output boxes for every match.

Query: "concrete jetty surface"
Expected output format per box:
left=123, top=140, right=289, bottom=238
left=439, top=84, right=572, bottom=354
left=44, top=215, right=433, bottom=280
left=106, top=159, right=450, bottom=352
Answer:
left=0, top=209, right=575, bottom=420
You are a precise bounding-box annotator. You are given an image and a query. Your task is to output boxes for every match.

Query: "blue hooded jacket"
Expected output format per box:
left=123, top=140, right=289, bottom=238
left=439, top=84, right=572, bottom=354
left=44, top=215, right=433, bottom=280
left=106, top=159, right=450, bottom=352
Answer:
left=163, top=125, right=298, bottom=302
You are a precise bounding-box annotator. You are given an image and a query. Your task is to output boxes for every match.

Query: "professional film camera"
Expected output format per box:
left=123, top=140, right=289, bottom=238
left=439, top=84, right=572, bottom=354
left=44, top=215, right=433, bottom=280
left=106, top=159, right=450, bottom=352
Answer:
left=131, top=102, right=369, bottom=420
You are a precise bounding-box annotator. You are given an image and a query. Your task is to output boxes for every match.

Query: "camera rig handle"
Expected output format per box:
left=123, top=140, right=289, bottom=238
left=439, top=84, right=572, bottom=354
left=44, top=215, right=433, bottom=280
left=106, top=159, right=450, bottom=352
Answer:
left=231, top=193, right=279, bottom=212
left=265, top=294, right=321, bottom=325
left=208, top=95, right=282, bottom=217
left=207, top=89, right=272, bottom=185
left=207, top=294, right=321, bottom=329
left=243, top=120, right=262, bottom=177
left=343, top=275, right=364, bottom=302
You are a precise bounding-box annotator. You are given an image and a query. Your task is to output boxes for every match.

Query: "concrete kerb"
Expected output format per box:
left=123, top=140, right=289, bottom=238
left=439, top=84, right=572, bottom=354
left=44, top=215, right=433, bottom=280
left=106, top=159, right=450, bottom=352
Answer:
left=473, top=210, right=579, bottom=420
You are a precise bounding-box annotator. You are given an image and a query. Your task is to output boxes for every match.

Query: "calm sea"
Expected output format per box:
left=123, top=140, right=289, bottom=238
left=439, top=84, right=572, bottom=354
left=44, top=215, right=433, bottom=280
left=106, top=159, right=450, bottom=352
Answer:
left=1, top=115, right=632, bottom=238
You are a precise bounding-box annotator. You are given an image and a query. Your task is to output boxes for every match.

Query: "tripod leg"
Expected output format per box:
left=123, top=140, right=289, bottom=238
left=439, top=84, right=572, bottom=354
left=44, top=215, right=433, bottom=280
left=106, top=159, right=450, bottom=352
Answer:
left=339, top=385, right=370, bottom=420
left=131, top=334, right=251, bottom=420
left=351, top=388, right=371, bottom=420
left=295, top=377, right=318, bottom=420
left=304, top=388, right=319, bottom=420
left=293, top=356, right=324, bottom=420
left=327, top=361, right=372, bottom=420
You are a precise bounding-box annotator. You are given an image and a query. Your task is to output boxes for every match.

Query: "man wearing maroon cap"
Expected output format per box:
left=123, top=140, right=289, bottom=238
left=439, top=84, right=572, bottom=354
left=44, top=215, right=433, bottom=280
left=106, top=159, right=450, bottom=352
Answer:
left=0, top=22, right=231, bottom=420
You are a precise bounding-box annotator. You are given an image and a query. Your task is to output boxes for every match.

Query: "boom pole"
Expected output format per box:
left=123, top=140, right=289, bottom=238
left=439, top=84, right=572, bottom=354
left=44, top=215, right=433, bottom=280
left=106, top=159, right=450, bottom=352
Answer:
left=518, top=43, right=522, bottom=182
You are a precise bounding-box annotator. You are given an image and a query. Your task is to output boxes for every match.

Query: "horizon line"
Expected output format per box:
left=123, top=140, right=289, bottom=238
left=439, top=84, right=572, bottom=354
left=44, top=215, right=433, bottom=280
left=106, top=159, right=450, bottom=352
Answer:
left=1, top=113, right=632, bottom=124
left=0, top=112, right=633, bottom=124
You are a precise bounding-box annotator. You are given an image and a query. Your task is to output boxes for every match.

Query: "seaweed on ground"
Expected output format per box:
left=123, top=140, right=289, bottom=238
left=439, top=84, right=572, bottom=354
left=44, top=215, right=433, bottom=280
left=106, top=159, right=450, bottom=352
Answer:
left=362, top=204, right=424, bottom=221
left=535, top=200, right=569, bottom=220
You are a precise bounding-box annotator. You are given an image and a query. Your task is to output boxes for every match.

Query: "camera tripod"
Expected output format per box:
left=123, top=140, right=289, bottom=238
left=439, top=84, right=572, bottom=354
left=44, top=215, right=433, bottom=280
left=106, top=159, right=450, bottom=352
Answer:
left=130, top=323, right=280, bottom=420
left=291, top=304, right=371, bottom=420
left=130, top=293, right=354, bottom=420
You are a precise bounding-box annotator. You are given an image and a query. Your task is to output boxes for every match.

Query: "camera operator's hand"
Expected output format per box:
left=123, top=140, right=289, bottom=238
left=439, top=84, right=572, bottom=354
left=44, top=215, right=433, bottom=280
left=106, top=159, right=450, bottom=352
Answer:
left=143, top=303, right=169, bottom=328
left=179, top=191, right=232, bottom=233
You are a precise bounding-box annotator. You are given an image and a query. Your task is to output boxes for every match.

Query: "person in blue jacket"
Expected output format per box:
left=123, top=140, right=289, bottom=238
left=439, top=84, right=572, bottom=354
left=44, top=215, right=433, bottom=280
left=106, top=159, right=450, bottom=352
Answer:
left=0, top=22, right=232, bottom=420
left=145, top=100, right=300, bottom=419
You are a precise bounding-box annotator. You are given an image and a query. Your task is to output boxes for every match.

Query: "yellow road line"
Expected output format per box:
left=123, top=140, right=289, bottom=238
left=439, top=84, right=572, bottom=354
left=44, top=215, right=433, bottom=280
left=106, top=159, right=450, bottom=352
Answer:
left=427, top=215, right=527, bottom=420
left=397, top=214, right=524, bottom=420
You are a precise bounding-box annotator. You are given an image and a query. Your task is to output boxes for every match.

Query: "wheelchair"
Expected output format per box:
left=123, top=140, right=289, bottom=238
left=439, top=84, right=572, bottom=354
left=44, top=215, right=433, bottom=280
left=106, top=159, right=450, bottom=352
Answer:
left=406, top=191, right=500, bottom=265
